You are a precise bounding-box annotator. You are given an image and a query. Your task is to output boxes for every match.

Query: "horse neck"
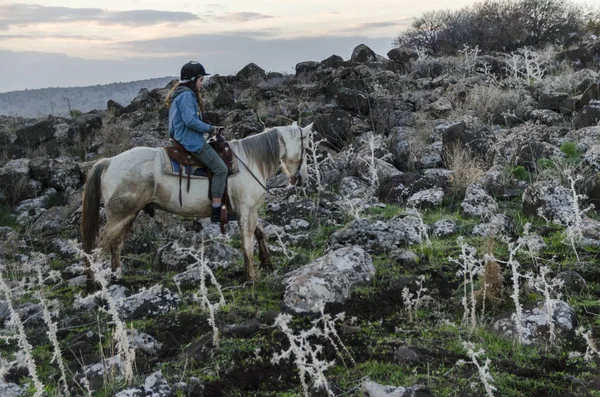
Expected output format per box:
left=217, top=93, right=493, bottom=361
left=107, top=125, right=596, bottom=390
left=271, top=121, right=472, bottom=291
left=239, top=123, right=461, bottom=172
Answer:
left=230, top=128, right=284, bottom=181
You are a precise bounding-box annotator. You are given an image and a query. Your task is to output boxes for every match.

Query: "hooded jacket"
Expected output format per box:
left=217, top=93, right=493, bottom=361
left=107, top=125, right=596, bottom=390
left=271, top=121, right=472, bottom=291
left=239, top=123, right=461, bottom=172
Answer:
left=168, top=86, right=213, bottom=152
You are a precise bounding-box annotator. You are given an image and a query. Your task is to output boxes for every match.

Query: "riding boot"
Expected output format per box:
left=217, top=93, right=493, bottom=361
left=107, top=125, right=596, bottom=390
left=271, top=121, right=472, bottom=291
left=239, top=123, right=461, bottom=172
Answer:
left=211, top=206, right=237, bottom=223
left=211, top=206, right=221, bottom=223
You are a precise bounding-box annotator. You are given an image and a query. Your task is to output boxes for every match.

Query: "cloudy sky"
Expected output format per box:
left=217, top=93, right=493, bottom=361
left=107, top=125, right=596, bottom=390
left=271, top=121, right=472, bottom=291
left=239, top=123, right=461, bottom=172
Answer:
left=0, top=0, right=594, bottom=92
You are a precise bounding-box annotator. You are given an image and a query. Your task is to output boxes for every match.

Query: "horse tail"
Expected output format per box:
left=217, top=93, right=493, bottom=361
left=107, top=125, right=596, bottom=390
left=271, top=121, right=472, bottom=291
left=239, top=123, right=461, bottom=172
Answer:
left=81, top=159, right=110, bottom=253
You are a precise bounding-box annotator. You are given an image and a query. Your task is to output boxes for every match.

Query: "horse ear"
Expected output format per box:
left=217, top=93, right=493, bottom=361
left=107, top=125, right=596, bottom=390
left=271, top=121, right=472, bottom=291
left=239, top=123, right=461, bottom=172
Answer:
left=305, top=122, right=314, bottom=135
left=291, top=121, right=298, bottom=127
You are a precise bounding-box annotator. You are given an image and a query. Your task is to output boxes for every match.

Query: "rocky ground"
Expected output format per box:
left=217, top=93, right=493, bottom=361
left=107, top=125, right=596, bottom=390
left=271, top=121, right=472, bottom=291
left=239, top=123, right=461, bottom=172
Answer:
left=2, top=42, right=600, bottom=396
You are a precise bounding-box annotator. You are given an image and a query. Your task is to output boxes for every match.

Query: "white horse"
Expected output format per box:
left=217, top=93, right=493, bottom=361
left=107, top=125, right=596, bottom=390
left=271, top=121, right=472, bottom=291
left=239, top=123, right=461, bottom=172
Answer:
left=82, top=123, right=313, bottom=280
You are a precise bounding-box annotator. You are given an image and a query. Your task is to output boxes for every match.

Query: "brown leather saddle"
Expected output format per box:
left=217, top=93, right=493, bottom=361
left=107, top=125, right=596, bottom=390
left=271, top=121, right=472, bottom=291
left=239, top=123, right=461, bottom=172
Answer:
left=164, top=134, right=235, bottom=231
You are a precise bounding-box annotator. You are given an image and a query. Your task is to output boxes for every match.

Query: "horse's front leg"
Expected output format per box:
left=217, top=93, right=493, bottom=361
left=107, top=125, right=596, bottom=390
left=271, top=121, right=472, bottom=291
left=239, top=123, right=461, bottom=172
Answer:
left=238, top=211, right=258, bottom=281
left=254, top=223, right=273, bottom=272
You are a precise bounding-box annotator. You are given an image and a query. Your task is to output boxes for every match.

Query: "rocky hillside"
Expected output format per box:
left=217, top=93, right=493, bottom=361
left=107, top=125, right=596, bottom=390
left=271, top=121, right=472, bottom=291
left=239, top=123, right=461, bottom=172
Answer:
left=2, top=39, right=600, bottom=396
left=0, top=77, right=176, bottom=118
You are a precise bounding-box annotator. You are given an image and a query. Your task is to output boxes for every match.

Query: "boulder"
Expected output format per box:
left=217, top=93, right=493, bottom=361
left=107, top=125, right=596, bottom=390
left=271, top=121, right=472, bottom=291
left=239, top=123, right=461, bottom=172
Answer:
left=236, top=63, right=266, bottom=82
left=327, top=85, right=370, bottom=115
left=283, top=246, right=375, bottom=313
left=329, top=216, right=424, bottom=255
left=351, top=44, right=377, bottom=63
left=312, top=109, right=354, bottom=150
left=67, top=113, right=103, bottom=142
left=387, top=47, right=419, bottom=66
left=461, top=184, right=498, bottom=220
left=295, top=61, right=320, bottom=77
left=522, top=181, right=572, bottom=221
left=213, top=89, right=235, bottom=109
left=321, top=55, right=345, bottom=68
left=361, top=379, right=433, bottom=397
left=492, top=299, right=577, bottom=346
left=0, top=159, right=40, bottom=204
left=573, top=100, right=600, bottom=129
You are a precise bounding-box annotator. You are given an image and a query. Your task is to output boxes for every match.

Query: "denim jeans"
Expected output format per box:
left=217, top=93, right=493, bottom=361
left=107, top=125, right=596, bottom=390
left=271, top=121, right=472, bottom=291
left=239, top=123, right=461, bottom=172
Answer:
left=191, top=143, right=227, bottom=200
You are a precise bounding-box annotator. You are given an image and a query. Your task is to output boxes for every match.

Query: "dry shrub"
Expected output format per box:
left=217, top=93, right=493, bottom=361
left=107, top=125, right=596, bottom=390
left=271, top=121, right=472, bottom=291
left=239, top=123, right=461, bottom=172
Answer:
left=99, top=124, right=131, bottom=157
left=476, top=239, right=504, bottom=312
left=445, top=143, right=484, bottom=198
left=455, top=83, right=522, bottom=124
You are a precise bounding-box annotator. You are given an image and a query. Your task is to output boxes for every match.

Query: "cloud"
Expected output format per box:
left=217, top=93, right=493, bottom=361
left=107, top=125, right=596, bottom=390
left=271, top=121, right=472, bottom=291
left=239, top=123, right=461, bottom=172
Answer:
left=0, top=33, right=109, bottom=41
left=0, top=4, right=201, bottom=29
left=202, top=11, right=275, bottom=23
left=334, top=19, right=414, bottom=33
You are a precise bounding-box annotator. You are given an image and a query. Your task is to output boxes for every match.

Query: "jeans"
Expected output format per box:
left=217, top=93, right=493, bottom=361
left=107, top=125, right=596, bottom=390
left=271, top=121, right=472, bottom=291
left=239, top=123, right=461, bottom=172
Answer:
left=191, top=143, right=227, bottom=200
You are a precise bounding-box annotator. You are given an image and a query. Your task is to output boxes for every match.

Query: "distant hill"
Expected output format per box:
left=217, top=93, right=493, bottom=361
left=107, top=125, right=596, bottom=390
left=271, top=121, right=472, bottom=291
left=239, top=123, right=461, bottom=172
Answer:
left=0, top=77, right=176, bottom=118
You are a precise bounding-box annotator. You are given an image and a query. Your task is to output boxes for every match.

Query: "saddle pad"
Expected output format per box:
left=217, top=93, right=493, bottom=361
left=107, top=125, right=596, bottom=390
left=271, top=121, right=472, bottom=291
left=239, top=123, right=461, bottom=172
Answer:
left=161, top=148, right=208, bottom=178
left=161, top=148, right=239, bottom=178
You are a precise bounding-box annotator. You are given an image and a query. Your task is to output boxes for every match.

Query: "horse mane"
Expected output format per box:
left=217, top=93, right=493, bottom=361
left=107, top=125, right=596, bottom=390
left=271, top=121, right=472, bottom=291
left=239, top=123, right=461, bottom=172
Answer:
left=233, top=128, right=282, bottom=178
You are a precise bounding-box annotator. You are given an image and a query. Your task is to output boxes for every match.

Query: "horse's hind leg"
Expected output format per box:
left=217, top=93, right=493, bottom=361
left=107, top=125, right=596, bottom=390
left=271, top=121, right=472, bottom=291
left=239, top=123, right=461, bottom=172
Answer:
left=101, top=213, right=138, bottom=272
left=254, top=223, right=273, bottom=272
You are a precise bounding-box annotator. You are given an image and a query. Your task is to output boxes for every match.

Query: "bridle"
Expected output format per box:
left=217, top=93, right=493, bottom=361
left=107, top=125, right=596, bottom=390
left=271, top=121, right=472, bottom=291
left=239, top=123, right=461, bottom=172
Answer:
left=230, top=126, right=306, bottom=193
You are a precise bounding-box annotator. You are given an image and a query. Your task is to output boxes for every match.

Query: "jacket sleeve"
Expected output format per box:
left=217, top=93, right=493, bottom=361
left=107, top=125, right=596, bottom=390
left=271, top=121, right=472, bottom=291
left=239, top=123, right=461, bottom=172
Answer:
left=177, top=92, right=213, bottom=133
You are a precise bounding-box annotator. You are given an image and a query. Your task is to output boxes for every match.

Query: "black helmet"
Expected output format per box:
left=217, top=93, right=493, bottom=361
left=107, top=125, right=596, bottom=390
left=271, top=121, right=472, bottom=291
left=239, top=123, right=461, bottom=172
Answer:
left=180, top=61, right=210, bottom=81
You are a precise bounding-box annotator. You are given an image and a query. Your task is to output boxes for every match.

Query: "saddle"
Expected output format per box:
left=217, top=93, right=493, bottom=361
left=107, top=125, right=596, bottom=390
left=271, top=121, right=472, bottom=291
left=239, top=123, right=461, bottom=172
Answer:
left=164, top=133, right=236, bottom=231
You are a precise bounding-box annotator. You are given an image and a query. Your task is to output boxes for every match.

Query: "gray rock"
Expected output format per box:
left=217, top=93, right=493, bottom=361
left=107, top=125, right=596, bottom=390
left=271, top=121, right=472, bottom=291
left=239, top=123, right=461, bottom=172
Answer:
left=0, top=227, right=25, bottom=257
left=0, top=382, right=23, bottom=397
left=582, top=144, right=600, bottom=170
left=0, top=158, right=38, bottom=204
left=406, top=187, right=444, bottom=209
left=114, top=388, right=144, bottom=397
left=361, top=379, right=433, bottom=397
left=423, top=97, right=452, bottom=118
left=538, top=91, right=570, bottom=111
left=295, top=61, right=320, bottom=77
left=387, top=47, right=419, bottom=66
left=472, top=214, right=514, bottom=237
left=339, top=176, right=371, bottom=199
left=351, top=44, right=377, bottom=63
left=329, top=86, right=370, bottom=115
left=461, top=184, right=498, bottom=220
left=522, top=181, right=572, bottom=221
left=312, top=109, right=353, bottom=151
left=213, top=89, right=235, bottom=109
left=78, top=356, right=123, bottom=390
left=144, top=370, right=171, bottom=396
left=432, top=219, right=457, bottom=237
left=329, top=217, right=423, bottom=255
left=236, top=63, right=266, bottom=82
left=117, top=286, right=180, bottom=320
left=283, top=246, right=375, bottom=313
left=439, top=120, right=493, bottom=159
left=391, top=249, right=419, bottom=269
left=574, top=100, right=600, bottom=129
left=128, top=329, right=162, bottom=356
left=529, top=109, right=563, bottom=125
left=555, top=270, right=587, bottom=295
left=393, top=347, right=421, bottom=364
left=492, top=299, right=577, bottom=346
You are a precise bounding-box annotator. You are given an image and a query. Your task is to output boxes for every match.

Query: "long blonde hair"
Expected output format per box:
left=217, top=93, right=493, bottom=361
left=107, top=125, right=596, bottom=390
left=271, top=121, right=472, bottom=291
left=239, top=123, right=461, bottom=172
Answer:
left=166, top=81, right=206, bottom=117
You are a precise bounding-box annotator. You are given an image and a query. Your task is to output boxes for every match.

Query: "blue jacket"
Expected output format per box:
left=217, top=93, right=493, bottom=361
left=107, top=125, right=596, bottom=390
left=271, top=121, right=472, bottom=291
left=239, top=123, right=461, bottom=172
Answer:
left=168, top=86, right=213, bottom=152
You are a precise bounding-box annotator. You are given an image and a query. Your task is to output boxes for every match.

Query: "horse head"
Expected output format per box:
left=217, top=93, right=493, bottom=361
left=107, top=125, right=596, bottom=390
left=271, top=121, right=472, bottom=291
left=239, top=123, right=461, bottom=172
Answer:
left=282, top=122, right=313, bottom=187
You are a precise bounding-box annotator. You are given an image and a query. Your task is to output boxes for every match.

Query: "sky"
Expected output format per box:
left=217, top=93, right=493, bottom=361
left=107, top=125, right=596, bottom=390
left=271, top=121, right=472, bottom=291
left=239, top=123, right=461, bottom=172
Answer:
left=0, top=0, right=596, bottom=92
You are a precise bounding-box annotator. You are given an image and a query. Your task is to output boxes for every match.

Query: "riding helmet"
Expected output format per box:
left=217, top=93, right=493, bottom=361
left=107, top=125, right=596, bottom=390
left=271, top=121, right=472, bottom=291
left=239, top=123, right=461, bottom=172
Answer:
left=180, top=61, right=210, bottom=81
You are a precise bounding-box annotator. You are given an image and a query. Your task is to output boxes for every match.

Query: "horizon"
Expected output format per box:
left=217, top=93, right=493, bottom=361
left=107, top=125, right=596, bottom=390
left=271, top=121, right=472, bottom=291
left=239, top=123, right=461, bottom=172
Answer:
left=0, top=0, right=596, bottom=93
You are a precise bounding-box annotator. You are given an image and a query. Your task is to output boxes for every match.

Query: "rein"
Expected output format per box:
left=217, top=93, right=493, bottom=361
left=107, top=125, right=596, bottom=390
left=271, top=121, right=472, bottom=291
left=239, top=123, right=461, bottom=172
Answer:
left=230, top=126, right=305, bottom=194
